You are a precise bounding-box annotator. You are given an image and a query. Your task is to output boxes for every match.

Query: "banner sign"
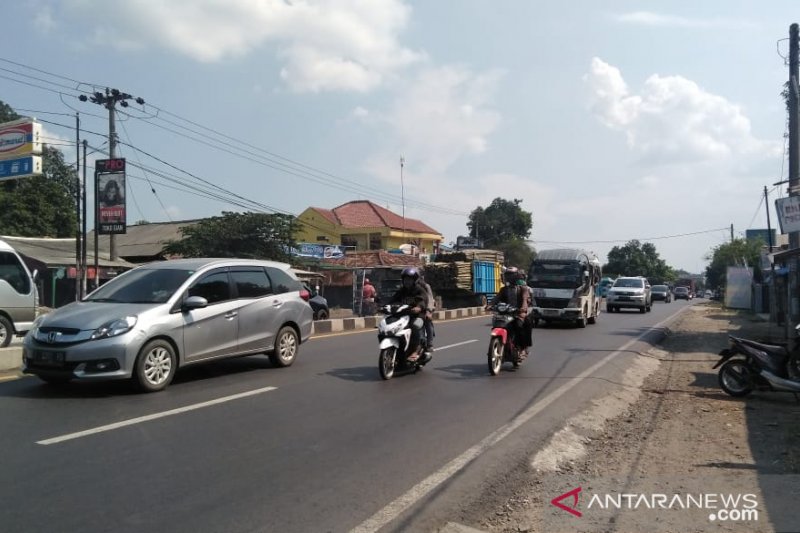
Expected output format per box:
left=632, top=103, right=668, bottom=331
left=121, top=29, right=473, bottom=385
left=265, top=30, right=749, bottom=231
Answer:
left=0, top=119, right=43, bottom=160
left=775, top=196, right=800, bottom=234
left=96, top=158, right=127, bottom=235
left=289, top=243, right=345, bottom=258
left=0, top=155, right=42, bottom=181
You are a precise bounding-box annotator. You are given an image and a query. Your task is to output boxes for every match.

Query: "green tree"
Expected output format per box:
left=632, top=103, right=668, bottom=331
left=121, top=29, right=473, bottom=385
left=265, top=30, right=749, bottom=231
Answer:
left=495, top=237, right=535, bottom=271
left=0, top=101, right=78, bottom=237
left=604, top=240, right=674, bottom=281
left=163, top=211, right=299, bottom=261
left=704, top=238, right=763, bottom=290
left=467, top=198, right=532, bottom=248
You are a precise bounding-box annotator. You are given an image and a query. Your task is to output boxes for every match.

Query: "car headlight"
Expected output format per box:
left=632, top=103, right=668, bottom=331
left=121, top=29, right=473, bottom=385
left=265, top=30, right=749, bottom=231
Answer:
left=31, top=314, right=46, bottom=333
left=568, top=297, right=582, bottom=307
left=91, top=316, right=137, bottom=340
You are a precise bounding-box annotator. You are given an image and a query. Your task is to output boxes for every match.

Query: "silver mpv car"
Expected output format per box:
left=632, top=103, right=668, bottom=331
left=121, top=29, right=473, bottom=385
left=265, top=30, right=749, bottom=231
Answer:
left=23, top=259, right=313, bottom=392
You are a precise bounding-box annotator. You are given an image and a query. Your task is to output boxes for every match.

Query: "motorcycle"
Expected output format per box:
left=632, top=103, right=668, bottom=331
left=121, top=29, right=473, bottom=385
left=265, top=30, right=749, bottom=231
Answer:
left=487, top=302, right=527, bottom=375
left=377, top=304, right=428, bottom=380
left=715, top=324, right=800, bottom=397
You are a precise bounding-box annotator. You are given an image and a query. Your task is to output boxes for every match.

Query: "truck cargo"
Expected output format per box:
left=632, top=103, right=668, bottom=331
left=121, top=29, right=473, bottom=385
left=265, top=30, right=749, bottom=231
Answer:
left=675, top=278, right=697, bottom=297
left=425, top=250, right=503, bottom=308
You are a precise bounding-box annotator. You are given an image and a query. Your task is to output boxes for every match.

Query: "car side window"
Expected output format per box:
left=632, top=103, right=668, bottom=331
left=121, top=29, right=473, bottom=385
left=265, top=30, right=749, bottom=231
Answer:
left=0, top=251, right=30, bottom=295
left=188, top=271, right=232, bottom=304
left=231, top=270, right=272, bottom=298
left=265, top=267, right=301, bottom=294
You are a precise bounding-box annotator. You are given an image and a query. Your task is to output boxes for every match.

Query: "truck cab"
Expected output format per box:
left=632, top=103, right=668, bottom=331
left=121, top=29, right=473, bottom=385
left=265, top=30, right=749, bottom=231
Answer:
left=0, top=239, right=38, bottom=347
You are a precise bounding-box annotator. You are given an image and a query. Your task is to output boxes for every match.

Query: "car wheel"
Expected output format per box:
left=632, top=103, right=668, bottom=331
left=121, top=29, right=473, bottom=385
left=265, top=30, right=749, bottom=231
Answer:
left=639, top=306, right=646, bottom=314
left=315, top=309, right=329, bottom=320
left=0, top=315, right=13, bottom=348
left=134, top=339, right=177, bottom=393
left=270, top=326, right=298, bottom=368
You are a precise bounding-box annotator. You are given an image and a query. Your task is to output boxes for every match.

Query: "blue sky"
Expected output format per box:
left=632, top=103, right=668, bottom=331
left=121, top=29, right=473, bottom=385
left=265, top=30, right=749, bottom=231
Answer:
left=1, top=1, right=796, bottom=272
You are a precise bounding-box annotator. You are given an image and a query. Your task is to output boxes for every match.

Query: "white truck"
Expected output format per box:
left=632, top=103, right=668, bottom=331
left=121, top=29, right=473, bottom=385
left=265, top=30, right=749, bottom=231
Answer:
left=527, top=248, right=602, bottom=328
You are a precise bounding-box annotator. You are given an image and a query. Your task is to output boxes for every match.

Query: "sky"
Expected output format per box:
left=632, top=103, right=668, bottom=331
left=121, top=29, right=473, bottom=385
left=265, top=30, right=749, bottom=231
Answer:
left=0, top=0, right=797, bottom=273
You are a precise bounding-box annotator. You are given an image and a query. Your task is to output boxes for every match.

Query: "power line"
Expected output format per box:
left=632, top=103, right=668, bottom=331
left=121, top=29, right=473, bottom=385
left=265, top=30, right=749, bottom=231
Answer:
left=531, top=227, right=731, bottom=245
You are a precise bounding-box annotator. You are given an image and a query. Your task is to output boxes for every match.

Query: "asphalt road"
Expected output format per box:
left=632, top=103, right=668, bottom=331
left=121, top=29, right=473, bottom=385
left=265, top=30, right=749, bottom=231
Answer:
left=0, top=299, right=695, bottom=533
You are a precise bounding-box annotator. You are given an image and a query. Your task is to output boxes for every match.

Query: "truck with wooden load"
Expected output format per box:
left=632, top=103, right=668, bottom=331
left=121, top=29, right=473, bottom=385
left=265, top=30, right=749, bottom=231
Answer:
left=424, top=250, right=503, bottom=309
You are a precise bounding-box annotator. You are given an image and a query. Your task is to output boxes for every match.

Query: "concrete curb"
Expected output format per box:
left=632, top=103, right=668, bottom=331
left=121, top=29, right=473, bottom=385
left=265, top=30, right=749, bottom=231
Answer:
left=0, top=307, right=489, bottom=372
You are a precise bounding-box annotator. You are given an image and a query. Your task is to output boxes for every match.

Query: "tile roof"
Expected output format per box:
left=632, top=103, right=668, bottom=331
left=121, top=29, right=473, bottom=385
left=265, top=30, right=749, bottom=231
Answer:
left=309, top=200, right=440, bottom=235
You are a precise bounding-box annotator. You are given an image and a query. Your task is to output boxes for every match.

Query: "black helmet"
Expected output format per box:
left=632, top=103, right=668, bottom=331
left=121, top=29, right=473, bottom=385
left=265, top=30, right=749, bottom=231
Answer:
left=504, top=266, right=520, bottom=284
left=401, top=267, right=419, bottom=280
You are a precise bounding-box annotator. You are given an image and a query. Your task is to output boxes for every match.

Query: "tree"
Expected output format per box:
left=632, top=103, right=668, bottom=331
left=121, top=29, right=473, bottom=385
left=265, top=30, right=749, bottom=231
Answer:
left=495, top=237, right=535, bottom=271
left=0, top=100, right=78, bottom=237
left=163, top=211, right=299, bottom=262
left=467, top=198, right=532, bottom=248
left=604, top=240, right=674, bottom=281
left=704, top=238, right=763, bottom=290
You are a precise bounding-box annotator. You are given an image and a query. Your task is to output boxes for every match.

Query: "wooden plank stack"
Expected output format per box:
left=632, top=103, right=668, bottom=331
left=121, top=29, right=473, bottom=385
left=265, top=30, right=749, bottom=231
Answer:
left=423, top=262, right=473, bottom=290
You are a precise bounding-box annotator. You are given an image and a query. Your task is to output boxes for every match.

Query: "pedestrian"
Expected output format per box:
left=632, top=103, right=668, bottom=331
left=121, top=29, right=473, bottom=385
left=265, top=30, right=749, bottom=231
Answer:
left=362, top=277, right=376, bottom=316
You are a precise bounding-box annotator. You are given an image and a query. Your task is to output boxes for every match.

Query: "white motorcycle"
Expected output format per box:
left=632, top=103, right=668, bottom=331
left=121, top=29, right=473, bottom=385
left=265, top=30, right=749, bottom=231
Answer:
left=377, top=304, right=428, bottom=380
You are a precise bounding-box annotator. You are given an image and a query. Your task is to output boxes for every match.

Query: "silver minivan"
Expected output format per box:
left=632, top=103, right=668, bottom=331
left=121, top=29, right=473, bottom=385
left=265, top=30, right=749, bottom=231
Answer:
left=23, top=258, right=313, bottom=392
left=0, top=239, right=38, bottom=347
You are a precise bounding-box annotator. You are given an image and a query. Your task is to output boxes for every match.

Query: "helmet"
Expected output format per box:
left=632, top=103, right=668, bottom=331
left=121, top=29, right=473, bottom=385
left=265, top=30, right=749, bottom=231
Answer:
left=401, top=267, right=419, bottom=281
left=503, top=266, right=519, bottom=284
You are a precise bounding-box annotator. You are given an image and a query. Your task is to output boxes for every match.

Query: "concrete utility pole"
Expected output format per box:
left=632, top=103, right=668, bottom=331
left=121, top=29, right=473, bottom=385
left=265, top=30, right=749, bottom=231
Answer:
left=790, top=23, right=800, bottom=249
left=79, top=88, right=144, bottom=261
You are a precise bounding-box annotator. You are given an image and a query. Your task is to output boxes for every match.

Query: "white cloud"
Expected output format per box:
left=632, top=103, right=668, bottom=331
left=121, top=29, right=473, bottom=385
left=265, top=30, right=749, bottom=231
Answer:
left=585, top=57, right=780, bottom=166
left=364, top=65, right=503, bottom=179
left=615, top=11, right=756, bottom=30
left=33, top=6, right=56, bottom=33
left=54, top=0, right=420, bottom=93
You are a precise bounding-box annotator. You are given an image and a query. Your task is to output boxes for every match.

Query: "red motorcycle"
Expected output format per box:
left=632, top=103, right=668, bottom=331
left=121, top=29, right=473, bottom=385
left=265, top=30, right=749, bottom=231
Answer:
left=487, top=303, right=527, bottom=375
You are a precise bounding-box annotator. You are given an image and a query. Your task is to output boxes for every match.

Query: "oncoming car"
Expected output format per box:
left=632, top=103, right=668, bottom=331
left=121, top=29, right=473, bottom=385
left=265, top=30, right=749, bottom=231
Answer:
left=22, top=258, right=313, bottom=392
left=674, top=286, right=692, bottom=300
left=651, top=285, right=672, bottom=303
left=606, top=276, right=652, bottom=313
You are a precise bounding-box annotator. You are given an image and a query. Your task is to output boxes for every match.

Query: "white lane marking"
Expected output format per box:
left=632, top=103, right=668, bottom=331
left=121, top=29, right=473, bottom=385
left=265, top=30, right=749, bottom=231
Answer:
left=350, top=312, right=680, bottom=533
left=36, top=386, right=278, bottom=446
left=436, top=339, right=479, bottom=350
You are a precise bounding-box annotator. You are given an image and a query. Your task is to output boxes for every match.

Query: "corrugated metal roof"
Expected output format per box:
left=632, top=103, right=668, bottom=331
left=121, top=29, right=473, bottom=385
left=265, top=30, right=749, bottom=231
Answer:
left=90, top=220, right=200, bottom=258
left=0, top=235, right=133, bottom=268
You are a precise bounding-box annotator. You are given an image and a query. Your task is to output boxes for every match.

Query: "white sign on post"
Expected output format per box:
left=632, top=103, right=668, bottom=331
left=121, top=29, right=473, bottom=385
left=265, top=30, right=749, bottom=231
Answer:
left=774, top=196, right=800, bottom=234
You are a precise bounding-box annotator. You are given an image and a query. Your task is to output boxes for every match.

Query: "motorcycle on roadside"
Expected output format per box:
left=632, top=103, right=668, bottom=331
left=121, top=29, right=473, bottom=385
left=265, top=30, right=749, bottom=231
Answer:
left=377, top=304, right=428, bottom=380
left=715, top=324, right=800, bottom=397
left=486, top=302, right=528, bottom=375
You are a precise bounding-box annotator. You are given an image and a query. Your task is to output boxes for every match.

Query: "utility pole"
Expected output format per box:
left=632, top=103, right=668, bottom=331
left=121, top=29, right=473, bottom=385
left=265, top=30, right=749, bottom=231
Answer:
left=731, top=223, right=734, bottom=242
left=790, top=23, right=800, bottom=249
left=79, top=88, right=144, bottom=261
left=765, top=185, right=777, bottom=321
left=400, top=156, right=406, bottom=244
left=81, top=140, right=88, bottom=297
left=74, top=112, right=81, bottom=301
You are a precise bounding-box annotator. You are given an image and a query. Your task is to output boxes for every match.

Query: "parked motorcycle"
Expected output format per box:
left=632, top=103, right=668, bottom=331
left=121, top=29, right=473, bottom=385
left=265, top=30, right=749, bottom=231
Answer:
left=487, top=302, right=527, bottom=375
left=377, top=304, right=428, bottom=380
left=715, top=325, right=800, bottom=397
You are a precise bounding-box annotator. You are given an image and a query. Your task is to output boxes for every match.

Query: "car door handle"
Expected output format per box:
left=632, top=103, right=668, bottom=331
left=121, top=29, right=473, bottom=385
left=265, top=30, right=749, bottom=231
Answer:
left=225, top=311, right=238, bottom=319
left=272, top=300, right=282, bottom=308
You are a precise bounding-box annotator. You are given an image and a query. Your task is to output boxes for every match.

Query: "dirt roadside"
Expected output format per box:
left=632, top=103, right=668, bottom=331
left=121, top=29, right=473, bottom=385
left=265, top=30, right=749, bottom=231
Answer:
left=459, top=302, right=800, bottom=533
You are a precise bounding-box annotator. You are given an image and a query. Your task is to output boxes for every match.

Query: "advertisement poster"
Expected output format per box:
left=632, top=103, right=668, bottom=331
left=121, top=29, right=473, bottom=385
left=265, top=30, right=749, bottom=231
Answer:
left=97, top=170, right=126, bottom=235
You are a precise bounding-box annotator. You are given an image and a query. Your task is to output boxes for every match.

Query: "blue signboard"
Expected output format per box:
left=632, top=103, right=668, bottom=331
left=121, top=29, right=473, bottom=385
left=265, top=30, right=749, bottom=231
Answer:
left=0, top=155, right=42, bottom=181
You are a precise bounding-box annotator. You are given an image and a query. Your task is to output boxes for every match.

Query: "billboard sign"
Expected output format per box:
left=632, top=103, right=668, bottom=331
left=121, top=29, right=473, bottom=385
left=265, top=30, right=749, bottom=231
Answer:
left=0, top=119, right=43, bottom=160
left=0, top=155, right=42, bottom=181
left=96, top=158, right=127, bottom=235
left=775, top=197, right=800, bottom=234
left=289, top=243, right=345, bottom=258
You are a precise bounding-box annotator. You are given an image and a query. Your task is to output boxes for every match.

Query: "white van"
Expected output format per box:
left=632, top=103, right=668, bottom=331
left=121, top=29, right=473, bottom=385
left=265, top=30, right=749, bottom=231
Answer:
left=0, top=239, right=38, bottom=347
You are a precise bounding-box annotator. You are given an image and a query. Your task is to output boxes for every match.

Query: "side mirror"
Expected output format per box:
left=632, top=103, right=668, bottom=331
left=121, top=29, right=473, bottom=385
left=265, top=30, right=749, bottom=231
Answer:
left=182, top=295, right=208, bottom=311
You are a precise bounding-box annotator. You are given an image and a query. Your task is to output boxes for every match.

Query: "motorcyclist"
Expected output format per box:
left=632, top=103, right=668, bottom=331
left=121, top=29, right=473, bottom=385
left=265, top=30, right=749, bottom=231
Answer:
left=389, top=267, right=429, bottom=363
left=417, top=273, right=436, bottom=359
left=486, top=266, right=530, bottom=360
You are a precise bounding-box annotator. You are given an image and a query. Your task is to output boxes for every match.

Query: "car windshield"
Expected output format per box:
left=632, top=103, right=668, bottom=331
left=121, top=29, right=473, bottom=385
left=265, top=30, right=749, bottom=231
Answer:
left=85, top=268, right=195, bottom=304
left=613, top=278, right=644, bottom=288
left=529, top=261, right=582, bottom=289
left=675, top=287, right=688, bottom=293
left=652, top=285, right=668, bottom=292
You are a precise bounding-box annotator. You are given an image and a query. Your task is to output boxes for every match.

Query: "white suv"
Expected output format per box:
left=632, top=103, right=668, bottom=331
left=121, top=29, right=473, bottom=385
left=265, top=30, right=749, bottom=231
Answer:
left=606, top=276, right=652, bottom=313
